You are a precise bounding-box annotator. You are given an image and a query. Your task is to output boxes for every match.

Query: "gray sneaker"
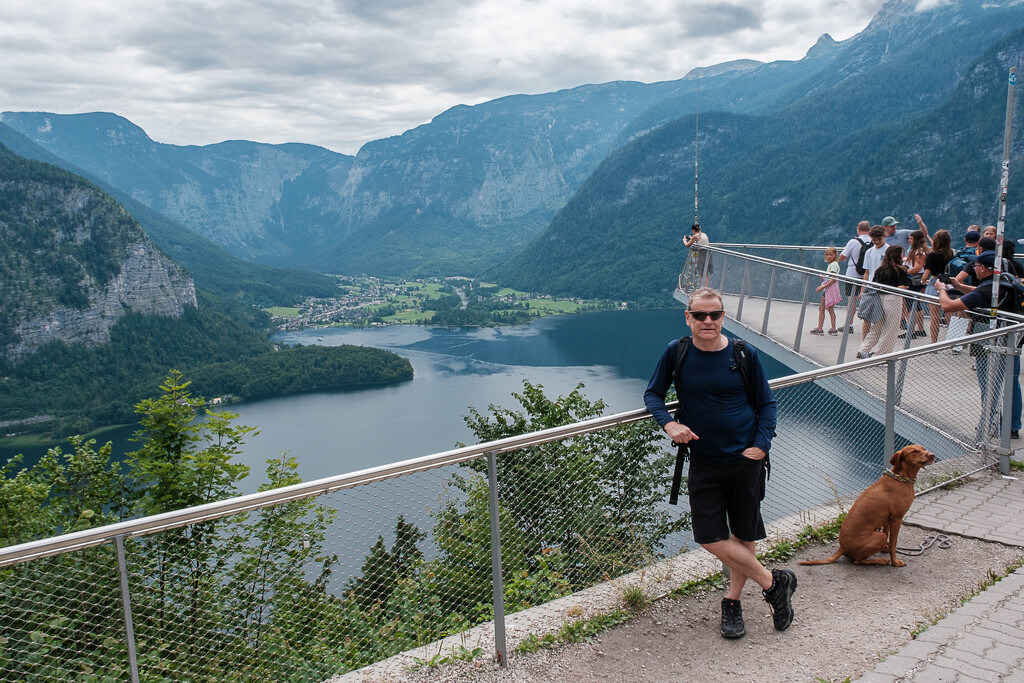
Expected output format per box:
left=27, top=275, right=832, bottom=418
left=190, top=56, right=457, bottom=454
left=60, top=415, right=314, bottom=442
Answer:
left=720, top=598, right=745, bottom=639
left=762, top=569, right=797, bottom=631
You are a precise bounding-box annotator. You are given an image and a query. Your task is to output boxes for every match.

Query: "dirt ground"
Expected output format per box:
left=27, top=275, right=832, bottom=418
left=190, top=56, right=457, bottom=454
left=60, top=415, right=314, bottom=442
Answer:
left=400, top=524, right=1024, bottom=682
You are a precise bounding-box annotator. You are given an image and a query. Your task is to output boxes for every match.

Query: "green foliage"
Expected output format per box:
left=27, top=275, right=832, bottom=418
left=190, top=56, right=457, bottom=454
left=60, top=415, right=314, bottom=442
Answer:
left=346, top=515, right=425, bottom=610
left=515, top=609, right=633, bottom=654
left=0, top=376, right=684, bottom=679
left=458, top=381, right=687, bottom=590
left=0, top=374, right=344, bottom=681
left=0, top=305, right=412, bottom=437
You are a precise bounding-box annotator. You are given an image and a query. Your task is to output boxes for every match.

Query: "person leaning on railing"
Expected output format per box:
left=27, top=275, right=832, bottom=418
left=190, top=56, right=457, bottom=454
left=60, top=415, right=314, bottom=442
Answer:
left=935, top=249, right=1022, bottom=440
left=683, top=223, right=712, bottom=286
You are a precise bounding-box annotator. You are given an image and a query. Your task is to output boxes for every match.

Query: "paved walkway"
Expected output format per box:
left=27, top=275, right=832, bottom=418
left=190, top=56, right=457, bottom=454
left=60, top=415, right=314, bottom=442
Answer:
left=856, top=472, right=1024, bottom=682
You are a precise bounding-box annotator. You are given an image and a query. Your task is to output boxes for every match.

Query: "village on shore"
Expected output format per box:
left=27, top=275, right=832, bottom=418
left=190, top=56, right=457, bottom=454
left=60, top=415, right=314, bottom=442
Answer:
left=267, top=276, right=622, bottom=331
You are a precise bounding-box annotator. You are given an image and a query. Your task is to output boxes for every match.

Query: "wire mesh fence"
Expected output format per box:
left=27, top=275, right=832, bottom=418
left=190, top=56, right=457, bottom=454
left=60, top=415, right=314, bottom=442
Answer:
left=0, top=246, right=1018, bottom=680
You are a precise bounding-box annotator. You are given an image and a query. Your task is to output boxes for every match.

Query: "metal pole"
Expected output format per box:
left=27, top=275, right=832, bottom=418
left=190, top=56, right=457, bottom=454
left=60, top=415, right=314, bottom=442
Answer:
left=992, top=66, right=1016, bottom=311
left=486, top=450, right=507, bottom=667
left=838, top=287, right=859, bottom=364
left=1001, top=331, right=1014, bottom=472
left=885, top=360, right=896, bottom=462
left=761, top=267, right=777, bottom=336
left=736, top=260, right=750, bottom=322
left=115, top=535, right=140, bottom=683
left=794, top=273, right=813, bottom=353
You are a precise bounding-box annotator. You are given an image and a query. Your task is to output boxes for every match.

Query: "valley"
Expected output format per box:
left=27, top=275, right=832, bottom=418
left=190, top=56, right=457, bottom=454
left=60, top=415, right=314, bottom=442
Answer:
left=268, top=276, right=620, bottom=330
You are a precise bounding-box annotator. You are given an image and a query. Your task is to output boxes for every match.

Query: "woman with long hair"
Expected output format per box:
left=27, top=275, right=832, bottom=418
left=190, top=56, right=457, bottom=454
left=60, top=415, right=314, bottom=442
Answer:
left=901, top=230, right=929, bottom=338
left=922, top=230, right=955, bottom=343
left=858, top=246, right=911, bottom=358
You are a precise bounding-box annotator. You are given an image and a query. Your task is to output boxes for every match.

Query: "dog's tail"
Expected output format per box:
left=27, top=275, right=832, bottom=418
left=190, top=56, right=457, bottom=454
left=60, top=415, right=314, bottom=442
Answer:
left=798, top=547, right=845, bottom=566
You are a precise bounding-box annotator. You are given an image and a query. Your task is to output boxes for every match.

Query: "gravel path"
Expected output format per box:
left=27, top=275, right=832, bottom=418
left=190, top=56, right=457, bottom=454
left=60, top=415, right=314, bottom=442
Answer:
left=389, top=525, right=1023, bottom=682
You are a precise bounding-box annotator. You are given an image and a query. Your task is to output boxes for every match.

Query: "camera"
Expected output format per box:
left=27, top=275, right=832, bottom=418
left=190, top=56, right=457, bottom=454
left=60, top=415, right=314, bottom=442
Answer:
left=937, top=273, right=951, bottom=283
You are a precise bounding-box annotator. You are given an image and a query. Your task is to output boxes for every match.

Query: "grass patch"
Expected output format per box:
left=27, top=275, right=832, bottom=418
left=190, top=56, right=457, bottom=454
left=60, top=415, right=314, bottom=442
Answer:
left=1010, top=459, right=1024, bottom=472
left=621, top=584, right=651, bottom=612
left=408, top=644, right=484, bottom=671
left=908, top=555, right=1024, bottom=639
left=668, top=515, right=844, bottom=599
left=265, top=306, right=300, bottom=317
left=527, top=300, right=579, bottom=313
left=515, top=609, right=633, bottom=654
left=669, top=572, right=725, bottom=599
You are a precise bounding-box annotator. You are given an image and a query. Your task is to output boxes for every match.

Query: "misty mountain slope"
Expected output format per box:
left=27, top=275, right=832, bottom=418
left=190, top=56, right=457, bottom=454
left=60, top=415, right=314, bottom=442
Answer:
left=0, top=54, right=855, bottom=277
left=0, top=142, right=196, bottom=359
left=496, top=6, right=1024, bottom=302
left=0, top=112, right=355, bottom=263
left=0, top=122, right=341, bottom=305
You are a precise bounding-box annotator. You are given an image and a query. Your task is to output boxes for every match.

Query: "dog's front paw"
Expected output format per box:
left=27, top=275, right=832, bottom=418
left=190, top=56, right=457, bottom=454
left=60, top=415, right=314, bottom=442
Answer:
left=892, top=558, right=907, bottom=567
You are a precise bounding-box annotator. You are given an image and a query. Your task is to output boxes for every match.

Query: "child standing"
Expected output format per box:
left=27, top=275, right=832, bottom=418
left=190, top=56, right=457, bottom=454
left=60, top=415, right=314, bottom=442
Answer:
left=810, top=247, right=842, bottom=335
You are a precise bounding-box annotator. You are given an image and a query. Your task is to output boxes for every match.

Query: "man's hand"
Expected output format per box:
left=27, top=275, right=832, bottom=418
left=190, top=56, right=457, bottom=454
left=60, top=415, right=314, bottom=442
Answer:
left=665, top=422, right=698, bottom=444
left=742, top=447, right=767, bottom=460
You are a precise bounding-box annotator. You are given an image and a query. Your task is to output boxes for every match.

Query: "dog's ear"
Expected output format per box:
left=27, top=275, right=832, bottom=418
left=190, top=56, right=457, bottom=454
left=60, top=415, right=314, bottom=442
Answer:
left=890, top=447, right=905, bottom=468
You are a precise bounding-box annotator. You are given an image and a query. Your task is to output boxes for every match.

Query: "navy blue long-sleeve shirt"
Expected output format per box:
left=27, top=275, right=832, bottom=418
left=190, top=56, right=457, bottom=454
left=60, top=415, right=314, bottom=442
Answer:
left=644, top=338, right=777, bottom=461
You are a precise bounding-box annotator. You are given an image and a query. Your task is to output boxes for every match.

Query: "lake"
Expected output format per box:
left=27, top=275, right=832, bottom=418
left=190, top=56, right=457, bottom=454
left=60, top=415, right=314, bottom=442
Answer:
left=8, top=309, right=788, bottom=490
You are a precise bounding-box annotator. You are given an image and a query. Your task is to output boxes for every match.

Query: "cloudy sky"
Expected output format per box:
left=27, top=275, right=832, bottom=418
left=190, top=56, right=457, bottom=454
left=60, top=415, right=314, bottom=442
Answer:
left=2, top=0, right=889, bottom=155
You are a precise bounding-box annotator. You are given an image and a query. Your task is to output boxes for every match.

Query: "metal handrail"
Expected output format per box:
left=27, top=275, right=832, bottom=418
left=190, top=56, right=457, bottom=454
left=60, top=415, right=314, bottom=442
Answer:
left=694, top=243, right=1024, bottom=323
left=4, top=312, right=1020, bottom=568
left=711, top=242, right=1024, bottom=263
left=0, top=408, right=650, bottom=567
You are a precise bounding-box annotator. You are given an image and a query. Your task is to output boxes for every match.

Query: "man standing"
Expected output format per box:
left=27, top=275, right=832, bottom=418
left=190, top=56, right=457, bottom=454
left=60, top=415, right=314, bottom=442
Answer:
left=882, top=214, right=930, bottom=251
left=860, top=225, right=889, bottom=337
left=644, top=288, right=795, bottom=640
left=839, top=221, right=872, bottom=328
left=936, top=250, right=1021, bottom=440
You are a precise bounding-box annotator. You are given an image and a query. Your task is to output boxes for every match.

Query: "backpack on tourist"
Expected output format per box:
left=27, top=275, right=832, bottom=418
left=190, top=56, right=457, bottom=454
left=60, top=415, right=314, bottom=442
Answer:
left=853, top=237, right=872, bottom=276
left=975, top=273, right=1024, bottom=316
left=667, top=336, right=768, bottom=505
left=945, top=247, right=978, bottom=280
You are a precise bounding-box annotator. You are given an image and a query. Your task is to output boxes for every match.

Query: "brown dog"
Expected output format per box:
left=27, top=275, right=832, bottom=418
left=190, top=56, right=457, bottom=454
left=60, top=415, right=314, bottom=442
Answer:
left=800, top=445, right=935, bottom=567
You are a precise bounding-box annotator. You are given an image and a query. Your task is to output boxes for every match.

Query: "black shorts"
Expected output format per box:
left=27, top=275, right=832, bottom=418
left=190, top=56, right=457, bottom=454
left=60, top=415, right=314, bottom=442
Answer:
left=688, top=455, right=767, bottom=545
left=844, top=281, right=861, bottom=297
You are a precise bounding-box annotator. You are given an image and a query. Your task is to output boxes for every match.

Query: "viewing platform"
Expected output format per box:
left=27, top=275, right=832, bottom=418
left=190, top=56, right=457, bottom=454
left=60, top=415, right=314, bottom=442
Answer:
left=1, top=243, right=1022, bottom=682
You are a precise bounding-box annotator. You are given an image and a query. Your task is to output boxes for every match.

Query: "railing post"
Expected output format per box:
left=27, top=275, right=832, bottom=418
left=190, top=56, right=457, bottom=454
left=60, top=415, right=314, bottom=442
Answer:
left=717, top=251, right=728, bottom=293
left=837, top=285, right=859, bottom=364
left=486, top=450, right=508, bottom=667
left=793, top=273, right=813, bottom=353
left=885, top=360, right=896, bottom=462
left=115, top=535, right=140, bottom=683
left=736, top=259, right=750, bottom=322
left=1000, top=330, right=1014, bottom=473
left=761, top=267, right=777, bottom=336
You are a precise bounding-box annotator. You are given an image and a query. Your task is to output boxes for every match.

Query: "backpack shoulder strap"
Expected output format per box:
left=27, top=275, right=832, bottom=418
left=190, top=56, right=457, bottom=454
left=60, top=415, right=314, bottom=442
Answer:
left=671, top=336, right=692, bottom=382
left=732, top=339, right=754, bottom=406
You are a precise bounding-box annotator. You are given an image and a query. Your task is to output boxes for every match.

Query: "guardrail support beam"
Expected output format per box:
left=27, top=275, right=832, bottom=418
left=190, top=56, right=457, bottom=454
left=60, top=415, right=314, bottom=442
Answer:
left=486, top=450, right=508, bottom=667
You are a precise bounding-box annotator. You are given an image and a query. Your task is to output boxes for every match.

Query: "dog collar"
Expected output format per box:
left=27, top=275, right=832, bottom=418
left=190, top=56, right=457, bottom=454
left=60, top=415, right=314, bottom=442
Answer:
left=884, top=468, right=915, bottom=485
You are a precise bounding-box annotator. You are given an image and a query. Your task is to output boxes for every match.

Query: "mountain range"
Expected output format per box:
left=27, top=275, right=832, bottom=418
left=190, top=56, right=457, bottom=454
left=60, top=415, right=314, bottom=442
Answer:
left=5, top=0, right=1024, bottom=305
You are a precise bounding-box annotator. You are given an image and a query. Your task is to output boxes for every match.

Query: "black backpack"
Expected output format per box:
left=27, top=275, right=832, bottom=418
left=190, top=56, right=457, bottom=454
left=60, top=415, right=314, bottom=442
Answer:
left=667, top=336, right=768, bottom=505
left=853, top=237, right=872, bottom=276
left=974, top=273, right=1024, bottom=315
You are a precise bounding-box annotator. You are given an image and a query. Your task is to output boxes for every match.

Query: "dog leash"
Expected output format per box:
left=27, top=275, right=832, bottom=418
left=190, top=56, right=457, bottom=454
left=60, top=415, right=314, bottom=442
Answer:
left=896, top=533, right=952, bottom=556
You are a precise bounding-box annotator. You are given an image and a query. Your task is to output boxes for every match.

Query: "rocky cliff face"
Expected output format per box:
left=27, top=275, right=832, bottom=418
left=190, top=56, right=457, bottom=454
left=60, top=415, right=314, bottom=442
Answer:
left=8, top=240, right=196, bottom=360
left=1, top=144, right=197, bottom=361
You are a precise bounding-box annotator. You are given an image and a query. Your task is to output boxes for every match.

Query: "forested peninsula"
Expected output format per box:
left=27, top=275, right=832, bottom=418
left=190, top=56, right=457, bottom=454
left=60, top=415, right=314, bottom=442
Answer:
left=0, top=300, right=413, bottom=437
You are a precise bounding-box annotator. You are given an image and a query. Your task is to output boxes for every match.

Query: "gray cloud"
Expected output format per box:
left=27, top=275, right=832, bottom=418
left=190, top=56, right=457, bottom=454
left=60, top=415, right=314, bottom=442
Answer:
left=0, top=0, right=885, bottom=154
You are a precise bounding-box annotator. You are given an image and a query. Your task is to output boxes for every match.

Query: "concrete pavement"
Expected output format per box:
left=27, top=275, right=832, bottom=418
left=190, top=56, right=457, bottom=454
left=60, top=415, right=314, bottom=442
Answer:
left=856, top=471, right=1024, bottom=682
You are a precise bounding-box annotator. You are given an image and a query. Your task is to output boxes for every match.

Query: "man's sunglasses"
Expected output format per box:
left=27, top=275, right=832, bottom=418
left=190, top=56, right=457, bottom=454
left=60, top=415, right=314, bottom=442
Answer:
left=688, top=309, right=725, bottom=321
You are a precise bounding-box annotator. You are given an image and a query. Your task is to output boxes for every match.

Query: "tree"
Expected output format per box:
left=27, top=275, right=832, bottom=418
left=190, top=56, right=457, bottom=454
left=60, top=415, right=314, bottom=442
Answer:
left=457, top=381, right=687, bottom=594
